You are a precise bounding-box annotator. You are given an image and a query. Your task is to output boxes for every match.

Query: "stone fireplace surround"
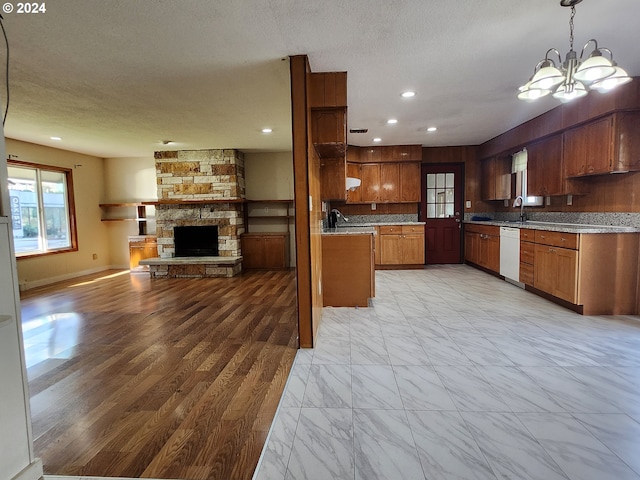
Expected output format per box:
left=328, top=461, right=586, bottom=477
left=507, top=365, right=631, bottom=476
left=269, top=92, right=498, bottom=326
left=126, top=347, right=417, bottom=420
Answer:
left=142, top=149, right=246, bottom=278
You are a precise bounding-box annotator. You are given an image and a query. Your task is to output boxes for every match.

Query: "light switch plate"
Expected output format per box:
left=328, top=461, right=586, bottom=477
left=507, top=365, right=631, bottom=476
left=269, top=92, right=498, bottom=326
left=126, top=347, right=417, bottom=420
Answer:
left=466, top=200, right=471, bottom=208
left=371, top=202, right=376, bottom=210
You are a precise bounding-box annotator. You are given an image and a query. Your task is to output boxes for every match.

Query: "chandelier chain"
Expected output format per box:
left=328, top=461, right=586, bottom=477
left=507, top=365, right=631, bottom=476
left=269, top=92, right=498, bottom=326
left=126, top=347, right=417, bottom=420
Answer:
left=569, top=5, right=575, bottom=50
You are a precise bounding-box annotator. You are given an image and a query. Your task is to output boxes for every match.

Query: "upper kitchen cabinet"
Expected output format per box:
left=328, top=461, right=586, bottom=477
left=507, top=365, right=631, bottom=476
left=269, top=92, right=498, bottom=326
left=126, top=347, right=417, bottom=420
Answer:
left=346, top=161, right=362, bottom=203
left=311, top=108, right=347, bottom=158
left=320, top=157, right=347, bottom=201
left=527, top=134, right=588, bottom=196
left=564, top=111, right=640, bottom=177
left=399, top=162, right=421, bottom=202
left=480, top=156, right=511, bottom=201
left=360, top=163, right=381, bottom=203
left=309, top=72, right=347, bottom=108
left=392, top=145, right=422, bottom=162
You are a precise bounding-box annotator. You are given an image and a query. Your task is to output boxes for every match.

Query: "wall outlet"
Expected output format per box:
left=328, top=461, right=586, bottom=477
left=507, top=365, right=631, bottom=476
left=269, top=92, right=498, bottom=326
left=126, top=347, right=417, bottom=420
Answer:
left=465, top=200, right=471, bottom=208
left=92, top=253, right=97, bottom=260
left=567, top=194, right=573, bottom=206
left=504, top=199, right=509, bottom=207
left=371, top=202, right=376, bottom=210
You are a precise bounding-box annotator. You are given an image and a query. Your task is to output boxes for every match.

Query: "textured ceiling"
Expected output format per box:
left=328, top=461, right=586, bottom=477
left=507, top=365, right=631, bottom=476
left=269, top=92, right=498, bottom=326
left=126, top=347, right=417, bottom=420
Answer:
left=2, top=0, right=640, bottom=158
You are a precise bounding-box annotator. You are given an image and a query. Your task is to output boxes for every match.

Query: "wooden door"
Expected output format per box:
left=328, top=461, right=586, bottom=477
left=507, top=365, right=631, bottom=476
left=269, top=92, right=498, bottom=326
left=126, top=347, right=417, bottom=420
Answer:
left=422, top=163, right=464, bottom=264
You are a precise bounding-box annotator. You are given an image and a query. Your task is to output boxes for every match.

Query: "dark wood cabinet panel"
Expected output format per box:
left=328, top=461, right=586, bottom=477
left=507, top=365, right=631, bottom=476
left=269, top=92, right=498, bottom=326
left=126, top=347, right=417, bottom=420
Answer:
left=241, top=233, right=288, bottom=269
left=311, top=108, right=347, bottom=158
left=309, top=72, right=347, bottom=108
left=320, top=157, right=346, bottom=201
left=380, top=163, right=399, bottom=202
left=464, top=224, right=499, bottom=273
left=564, top=116, right=614, bottom=177
left=378, top=225, right=425, bottom=265
left=399, top=163, right=421, bottom=202
left=360, top=163, right=381, bottom=203
left=481, top=156, right=511, bottom=201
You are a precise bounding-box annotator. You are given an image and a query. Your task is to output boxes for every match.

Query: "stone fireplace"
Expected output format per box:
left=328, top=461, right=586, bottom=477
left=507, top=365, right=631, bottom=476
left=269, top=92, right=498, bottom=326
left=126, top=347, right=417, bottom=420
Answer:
left=142, top=149, right=246, bottom=278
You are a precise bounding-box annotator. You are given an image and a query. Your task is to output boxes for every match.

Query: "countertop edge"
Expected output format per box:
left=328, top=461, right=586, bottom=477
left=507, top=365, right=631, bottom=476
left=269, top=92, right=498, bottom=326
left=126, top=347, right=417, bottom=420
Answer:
left=464, top=220, right=640, bottom=234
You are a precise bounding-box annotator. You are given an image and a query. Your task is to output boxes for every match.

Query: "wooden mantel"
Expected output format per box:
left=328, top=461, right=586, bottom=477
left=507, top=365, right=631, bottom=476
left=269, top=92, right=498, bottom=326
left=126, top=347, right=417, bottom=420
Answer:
left=142, top=199, right=247, bottom=206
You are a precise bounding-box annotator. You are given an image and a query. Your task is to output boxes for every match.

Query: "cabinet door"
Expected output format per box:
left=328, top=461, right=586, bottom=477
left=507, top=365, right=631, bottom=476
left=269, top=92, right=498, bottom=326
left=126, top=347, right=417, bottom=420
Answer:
left=399, top=163, right=421, bottom=202
left=241, top=236, right=265, bottom=269
left=464, top=231, right=477, bottom=264
left=392, top=145, right=421, bottom=161
left=361, top=164, right=381, bottom=203
left=263, top=236, right=286, bottom=269
left=528, top=134, right=563, bottom=196
left=585, top=116, right=613, bottom=175
left=380, top=234, right=403, bottom=264
left=380, top=163, right=399, bottom=202
left=402, top=234, right=425, bottom=264
left=486, top=235, right=500, bottom=273
left=311, top=108, right=346, bottom=145
left=320, top=157, right=347, bottom=201
left=481, top=158, right=496, bottom=200
left=564, top=125, right=588, bottom=177
left=614, top=111, right=640, bottom=172
left=533, top=244, right=556, bottom=294
left=346, top=162, right=362, bottom=203
left=554, top=247, right=578, bottom=303
left=477, top=235, right=490, bottom=267
left=361, top=147, right=381, bottom=163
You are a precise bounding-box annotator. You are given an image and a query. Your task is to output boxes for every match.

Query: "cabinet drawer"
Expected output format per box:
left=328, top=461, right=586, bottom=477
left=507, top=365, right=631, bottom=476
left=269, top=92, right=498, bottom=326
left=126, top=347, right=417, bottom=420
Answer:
left=534, top=230, right=578, bottom=249
left=520, top=241, right=535, bottom=264
left=379, top=225, right=402, bottom=235
left=465, top=224, right=499, bottom=236
left=401, top=224, right=423, bottom=234
left=520, top=229, right=535, bottom=242
left=520, top=262, right=534, bottom=285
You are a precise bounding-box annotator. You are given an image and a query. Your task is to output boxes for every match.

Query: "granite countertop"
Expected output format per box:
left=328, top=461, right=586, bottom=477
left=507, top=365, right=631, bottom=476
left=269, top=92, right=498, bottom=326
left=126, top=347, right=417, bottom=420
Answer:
left=464, top=220, right=640, bottom=234
left=322, top=226, right=377, bottom=235
left=337, top=221, right=425, bottom=227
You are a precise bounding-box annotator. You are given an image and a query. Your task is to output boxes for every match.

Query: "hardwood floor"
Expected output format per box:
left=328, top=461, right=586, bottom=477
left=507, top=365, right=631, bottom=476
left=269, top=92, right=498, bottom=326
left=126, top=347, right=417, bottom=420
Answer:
left=20, top=269, right=298, bottom=480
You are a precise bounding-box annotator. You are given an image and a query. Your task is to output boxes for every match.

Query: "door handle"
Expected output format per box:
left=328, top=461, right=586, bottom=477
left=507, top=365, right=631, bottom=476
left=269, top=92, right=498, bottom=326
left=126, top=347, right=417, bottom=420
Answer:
left=455, top=218, right=460, bottom=223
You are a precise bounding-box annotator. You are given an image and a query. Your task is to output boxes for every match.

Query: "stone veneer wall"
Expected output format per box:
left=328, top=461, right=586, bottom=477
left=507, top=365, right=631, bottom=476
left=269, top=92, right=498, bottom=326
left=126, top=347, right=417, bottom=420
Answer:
left=154, top=149, right=245, bottom=258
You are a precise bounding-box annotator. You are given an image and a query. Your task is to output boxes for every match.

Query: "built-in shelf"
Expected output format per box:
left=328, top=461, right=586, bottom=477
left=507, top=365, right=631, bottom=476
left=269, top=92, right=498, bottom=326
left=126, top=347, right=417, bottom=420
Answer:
left=244, top=199, right=294, bottom=234
left=99, top=202, right=154, bottom=235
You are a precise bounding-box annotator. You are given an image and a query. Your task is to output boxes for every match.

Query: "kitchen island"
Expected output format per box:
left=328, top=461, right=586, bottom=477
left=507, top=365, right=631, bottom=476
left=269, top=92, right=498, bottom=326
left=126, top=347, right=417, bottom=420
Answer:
left=321, top=226, right=375, bottom=307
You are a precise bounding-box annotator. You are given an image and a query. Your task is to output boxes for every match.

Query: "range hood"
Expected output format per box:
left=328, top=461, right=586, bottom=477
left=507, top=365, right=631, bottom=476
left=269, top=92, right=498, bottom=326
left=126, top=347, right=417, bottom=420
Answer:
left=346, top=177, right=361, bottom=191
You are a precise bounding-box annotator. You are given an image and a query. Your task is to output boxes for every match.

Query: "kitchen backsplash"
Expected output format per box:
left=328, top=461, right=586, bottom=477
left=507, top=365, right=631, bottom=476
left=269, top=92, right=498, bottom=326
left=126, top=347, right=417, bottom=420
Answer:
left=465, top=211, right=640, bottom=228
left=342, top=214, right=419, bottom=224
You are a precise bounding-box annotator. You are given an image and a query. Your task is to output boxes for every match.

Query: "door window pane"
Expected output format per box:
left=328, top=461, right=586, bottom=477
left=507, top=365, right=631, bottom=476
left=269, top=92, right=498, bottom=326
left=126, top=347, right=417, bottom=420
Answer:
left=426, top=172, right=456, bottom=219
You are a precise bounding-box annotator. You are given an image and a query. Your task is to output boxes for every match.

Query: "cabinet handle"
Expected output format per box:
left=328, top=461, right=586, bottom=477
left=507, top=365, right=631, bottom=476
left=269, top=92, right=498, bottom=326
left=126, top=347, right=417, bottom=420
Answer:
left=561, top=237, right=566, bottom=242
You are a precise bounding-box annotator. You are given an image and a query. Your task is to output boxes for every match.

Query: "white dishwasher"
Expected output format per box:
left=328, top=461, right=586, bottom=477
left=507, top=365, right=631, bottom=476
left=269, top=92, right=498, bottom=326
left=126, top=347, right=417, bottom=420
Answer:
left=499, top=226, right=521, bottom=284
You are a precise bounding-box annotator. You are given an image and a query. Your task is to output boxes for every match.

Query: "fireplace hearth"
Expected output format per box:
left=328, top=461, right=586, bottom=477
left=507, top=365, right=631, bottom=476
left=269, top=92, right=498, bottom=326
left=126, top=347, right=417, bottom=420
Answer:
left=174, top=225, right=219, bottom=257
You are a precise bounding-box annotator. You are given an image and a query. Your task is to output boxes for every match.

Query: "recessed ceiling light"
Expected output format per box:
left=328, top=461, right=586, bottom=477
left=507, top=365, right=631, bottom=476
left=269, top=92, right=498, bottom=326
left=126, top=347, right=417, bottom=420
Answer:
left=387, top=119, right=398, bottom=124
left=427, top=127, right=437, bottom=133
left=401, top=91, right=416, bottom=98
left=262, top=128, right=273, bottom=134
left=373, top=137, right=382, bottom=143
left=50, top=136, right=62, bottom=141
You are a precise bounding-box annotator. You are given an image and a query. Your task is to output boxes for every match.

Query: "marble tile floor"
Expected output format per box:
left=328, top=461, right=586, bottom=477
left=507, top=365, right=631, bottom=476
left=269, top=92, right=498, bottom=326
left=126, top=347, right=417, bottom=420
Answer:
left=253, top=265, right=640, bottom=480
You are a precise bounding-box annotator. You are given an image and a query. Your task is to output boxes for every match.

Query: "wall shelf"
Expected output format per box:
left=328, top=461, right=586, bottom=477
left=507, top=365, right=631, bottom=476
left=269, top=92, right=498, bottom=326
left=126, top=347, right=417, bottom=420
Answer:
left=99, top=202, right=154, bottom=235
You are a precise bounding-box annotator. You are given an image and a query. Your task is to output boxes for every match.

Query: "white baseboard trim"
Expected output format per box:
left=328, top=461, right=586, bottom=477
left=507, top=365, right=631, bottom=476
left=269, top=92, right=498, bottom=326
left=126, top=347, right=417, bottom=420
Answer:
left=11, top=459, right=43, bottom=480
left=19, top=265, right=129, bottom=291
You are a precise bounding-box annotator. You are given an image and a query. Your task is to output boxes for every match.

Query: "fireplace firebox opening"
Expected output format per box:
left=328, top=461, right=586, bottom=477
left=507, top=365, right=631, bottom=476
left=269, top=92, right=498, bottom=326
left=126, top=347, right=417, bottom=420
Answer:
left=174, top=225, right=219, bottom=257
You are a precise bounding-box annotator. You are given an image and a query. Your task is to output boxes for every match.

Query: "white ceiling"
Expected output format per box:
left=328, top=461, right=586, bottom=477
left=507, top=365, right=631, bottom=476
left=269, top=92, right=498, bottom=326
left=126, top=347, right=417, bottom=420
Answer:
left=3, top=0, right=640, bottom=158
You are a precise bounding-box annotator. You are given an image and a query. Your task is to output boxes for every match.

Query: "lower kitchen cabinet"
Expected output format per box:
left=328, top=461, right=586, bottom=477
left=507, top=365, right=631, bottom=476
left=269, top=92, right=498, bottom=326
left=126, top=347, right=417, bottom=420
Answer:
left=519, top=229, right=535, bottom=285
left=464, top=224, right=500, bottom=273
left=534, top=243, right=578, bottom=303
left=241, top=233, right=289, bottom=269
left=129, top=235, right=158, bottom=272
left=378, top=225, right=425, bottom=266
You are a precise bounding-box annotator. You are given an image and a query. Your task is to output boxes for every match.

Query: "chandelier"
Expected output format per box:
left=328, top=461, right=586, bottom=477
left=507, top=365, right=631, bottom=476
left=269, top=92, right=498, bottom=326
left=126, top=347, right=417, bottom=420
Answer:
left=518, top=0, right=631, bottom=102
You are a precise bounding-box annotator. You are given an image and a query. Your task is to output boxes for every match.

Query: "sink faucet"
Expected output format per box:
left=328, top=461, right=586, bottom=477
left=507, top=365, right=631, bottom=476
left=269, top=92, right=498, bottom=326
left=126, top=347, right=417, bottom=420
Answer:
left=513, top=195, right=526, bottom=222
left=331, top=208, right=349, bottom=224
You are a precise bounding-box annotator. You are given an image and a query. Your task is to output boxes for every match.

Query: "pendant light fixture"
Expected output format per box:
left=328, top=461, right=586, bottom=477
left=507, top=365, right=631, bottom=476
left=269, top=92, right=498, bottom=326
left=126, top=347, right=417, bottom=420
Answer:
left=518, top=0, right=631, bottom=102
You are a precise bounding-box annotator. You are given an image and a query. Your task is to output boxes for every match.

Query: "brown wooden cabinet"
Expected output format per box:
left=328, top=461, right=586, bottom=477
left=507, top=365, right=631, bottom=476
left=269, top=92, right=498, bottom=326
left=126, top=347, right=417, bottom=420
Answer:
left=481, top=156, right=511, bottom=201
left=528, top=134, right=589, bottom=196
left=320, top=157, right=346, bottom=201
left=311, top=108, right=347, bottom=158
left=392, top=145, right=422, bottom=161
left=360, top=163, right=381, bottom=203
left=399, top=162, right=421, bottom=202
left=380, top=163, right=399, bottom=202
left=241, top=233, right=289, bottom=269
left=464, top=224, right=500, bottom=273
left=378, top=225, right=425, bottom=266
left=309, top=72, right=347, bottom=108
left=563, top=111, right=640, bottom=177
left=534, top=243, right=578, bottom=303
left=519, top=228, right=535, bottom=285
left=129, top=235, right=158, bottom=272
